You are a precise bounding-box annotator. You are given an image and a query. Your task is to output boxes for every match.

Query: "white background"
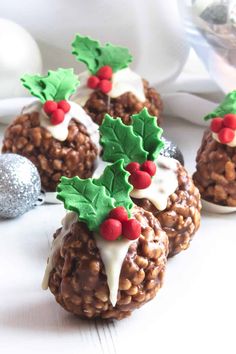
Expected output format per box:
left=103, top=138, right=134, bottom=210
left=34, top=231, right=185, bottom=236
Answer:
left=0, top=1, right=236, bottom=353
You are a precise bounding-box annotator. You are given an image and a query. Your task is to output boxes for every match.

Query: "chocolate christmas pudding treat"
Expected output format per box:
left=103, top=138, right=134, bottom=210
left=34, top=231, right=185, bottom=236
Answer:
left=193, top=91, right=236, bottom=207
left=71, top=34, right=163, bottom=125
left=42, top=160, right=168, bottom=320
left=2, top=68, right=98, bottom=191
left=99, top=108, right=201, bottom=257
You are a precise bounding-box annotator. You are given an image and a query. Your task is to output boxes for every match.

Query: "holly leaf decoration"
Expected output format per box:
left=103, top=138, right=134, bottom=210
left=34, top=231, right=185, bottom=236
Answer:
left=204, top=90, right=236, bottom=120
left=100, top=111, right=164, bottom=164
left=131, top=108, right=164, bottom=160
left=57, top=176, right=115, bottom=231
left=21, top=68, right=80, bottom=103
left=57, top=161, right=134, bottom=231
left=99, top=114, right=148, bottom=165
left=71, top=34, right=133, bottom=74
left=98, top=44, right=132, bottom=73
left=71, top=35, right=100, bottom=74
left=94, top=160, right=133, bottom=215
left=21, top=74, right=45, bottom=102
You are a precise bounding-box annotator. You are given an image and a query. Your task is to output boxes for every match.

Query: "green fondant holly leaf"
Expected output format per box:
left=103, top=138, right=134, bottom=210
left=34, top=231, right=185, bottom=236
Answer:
left=21, top=74, right=45, bottom=102
left=94, top=160, right=133, bottom=215
left=71, top=34, right=133, bottom=74
left=71, top=35, right=100, bottom=74
left=57, top=161, right=133, bottom=231
left=131, top=108, right=164, bottom=160
left=99, top=114, right=148, bottom=165
left=204, top=90, right=236, bottom=120
left=57, top=176, right=115, bottom=231
left=98, top=44, right=132, bottom=73
left=21, top=68, right=80, bottom=103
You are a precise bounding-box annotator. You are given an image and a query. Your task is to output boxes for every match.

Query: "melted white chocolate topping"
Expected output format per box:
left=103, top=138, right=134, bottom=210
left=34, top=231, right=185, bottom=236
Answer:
left=212, top=132, right=236, bottom=147
left=22, top=100, right=99, bottom=144
left=130, top=156, right=179, bottom=211
left=42, top=211, right=78, bottom=290
left=74, top=67, right=146, bottom=106
left=94, top=233, right=134, bottom=306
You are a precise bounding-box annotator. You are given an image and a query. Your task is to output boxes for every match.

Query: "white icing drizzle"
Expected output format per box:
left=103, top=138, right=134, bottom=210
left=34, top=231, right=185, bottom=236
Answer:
left=74, top=67, right=146, bottom=106
left=22, top=100, right=100, bottom=146
left=94, top=233, right=134, bottom=307
left=42, top=211, right=78, bottom=290
left=130, top=156, right=179, bottom=211
left=212, top=132, right=236, bottom=147
left=109, top=68, right=146, bottom=102
left=42, top=211, right=133, bottom=306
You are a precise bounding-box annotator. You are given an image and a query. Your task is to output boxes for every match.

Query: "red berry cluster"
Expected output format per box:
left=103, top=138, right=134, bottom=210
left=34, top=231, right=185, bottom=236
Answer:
left=210, top=114, right=236, bottom=144
left=43, top=100, right=71, bottom=125
left=87, top=65, right=113, bottom=94
left=99, top=206, right=141, bottom=241
left=126, top=161, right=156, bottom=190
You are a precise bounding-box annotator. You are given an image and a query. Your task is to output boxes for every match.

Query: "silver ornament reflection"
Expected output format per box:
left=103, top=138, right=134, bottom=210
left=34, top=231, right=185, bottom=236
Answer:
left=160, top=137, right=184, bottom=166
left=0, top=154, right=41, bottom=218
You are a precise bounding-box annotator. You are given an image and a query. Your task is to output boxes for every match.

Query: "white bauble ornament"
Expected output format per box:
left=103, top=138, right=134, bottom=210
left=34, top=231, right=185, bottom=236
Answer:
left=0, top=18, right=42, bottom=99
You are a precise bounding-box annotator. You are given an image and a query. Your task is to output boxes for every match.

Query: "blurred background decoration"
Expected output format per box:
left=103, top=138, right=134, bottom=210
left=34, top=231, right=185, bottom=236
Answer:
left=182, top=0, right=236, bottom=93
left=0, top=0, right=236, bottom=125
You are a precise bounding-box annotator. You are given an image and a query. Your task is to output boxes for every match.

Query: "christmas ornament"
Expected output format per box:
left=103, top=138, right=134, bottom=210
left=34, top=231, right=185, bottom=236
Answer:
left=160, top=138, right=184, bottom=166
left=0, top=18, right=42, bottom=99
left=0, top=154, right=41, bottom=218
left=183, top=0, right=236, bottom=93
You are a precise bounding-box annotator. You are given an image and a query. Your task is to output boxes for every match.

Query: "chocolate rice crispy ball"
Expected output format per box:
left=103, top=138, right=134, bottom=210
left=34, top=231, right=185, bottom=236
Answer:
left=193, top=130, right=236, bottom=206
left=83, top=79, right=163, bottom=125
left=2, top=112, right=98, bottom=192
left=47, top=206, right=168, bottom=320
left=133, top=163, right=201, bottom=257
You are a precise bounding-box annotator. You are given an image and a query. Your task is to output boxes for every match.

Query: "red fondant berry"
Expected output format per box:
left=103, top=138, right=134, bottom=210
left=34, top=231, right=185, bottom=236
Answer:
left=218, top=128, right=235, bottom=144
left=99, top=218, right=122, bottom=241
left=141, top=160, right=157, bottom=176
left=126, top=162, right=140, bottom=174
left=122, top=219, right=141, bottom=240
left=43, top=100, right=58, bottom=115
left=109, top=206, right=128, bottom=222
left=223, top=114, right=236, bottom=130
left=98, top=79, right=112, bottom=94
left=50, top=108, right=65, bottom=125
left=210, top=117, right=224, bottom=133
left=97, top=65, right=113, bottom=80
left=87, top=75, right=100, bottom=89
left=58, top=100, right=71, bottom=113
left=129, top=170, right=152, bottom=189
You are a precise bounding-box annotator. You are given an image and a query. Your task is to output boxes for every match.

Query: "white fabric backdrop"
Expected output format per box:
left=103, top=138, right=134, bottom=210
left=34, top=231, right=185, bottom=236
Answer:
left=0, top=0, right=189, bottom=86
left=0, top=0, right=224, bottom=125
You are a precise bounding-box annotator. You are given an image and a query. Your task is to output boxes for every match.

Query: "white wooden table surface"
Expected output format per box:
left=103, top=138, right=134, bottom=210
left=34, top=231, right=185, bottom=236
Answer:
left=0, top=116, right=235, bottom=354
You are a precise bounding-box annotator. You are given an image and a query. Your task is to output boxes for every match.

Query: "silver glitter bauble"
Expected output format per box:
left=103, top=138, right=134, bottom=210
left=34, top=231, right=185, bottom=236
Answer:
left=0, top=154, right=41, bottom=218
left=160, top=138, right=184, bottom=166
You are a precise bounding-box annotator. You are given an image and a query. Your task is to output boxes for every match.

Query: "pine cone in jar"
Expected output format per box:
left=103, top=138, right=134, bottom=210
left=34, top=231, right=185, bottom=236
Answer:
left=43, top=206, right=168, bottom=320
left=193, top=93, right=236, bottom=208
left=1, top=68, right=98, bottom=192
left=132, top=161, right=201, bottom=257
left=71, top=34, right=163, bottom=126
